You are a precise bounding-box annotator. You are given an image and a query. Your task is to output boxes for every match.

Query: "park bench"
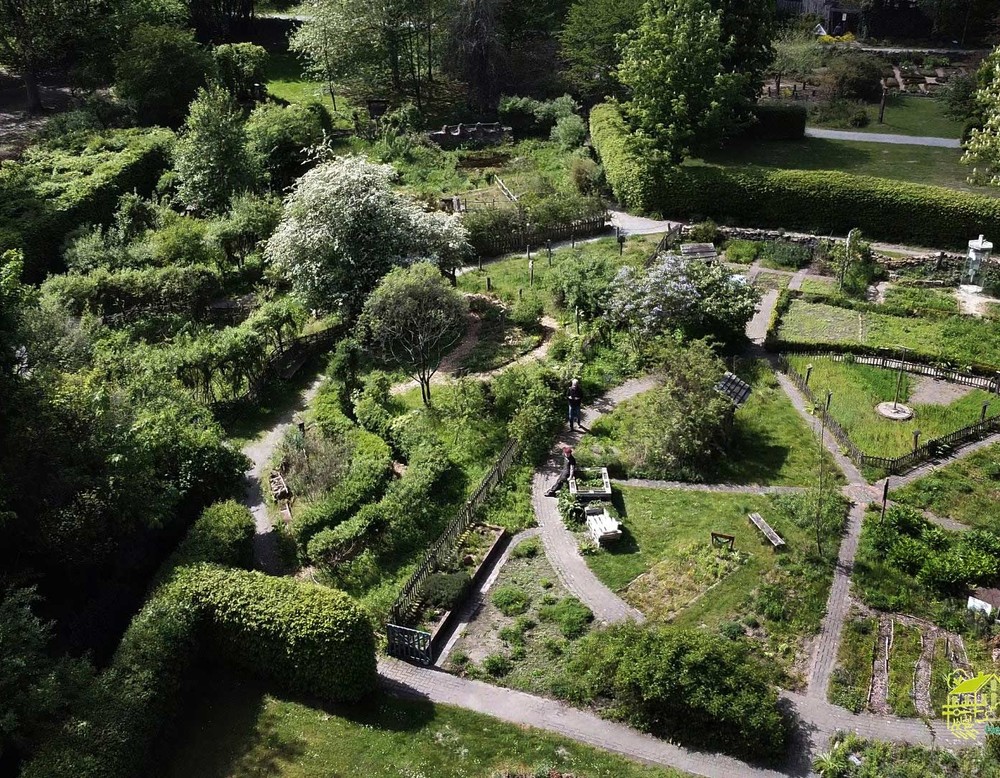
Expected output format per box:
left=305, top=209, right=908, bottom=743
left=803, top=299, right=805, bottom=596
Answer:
left=748, top=512, right=785, bottom=549
left=585, top=505, right=621, bottom=545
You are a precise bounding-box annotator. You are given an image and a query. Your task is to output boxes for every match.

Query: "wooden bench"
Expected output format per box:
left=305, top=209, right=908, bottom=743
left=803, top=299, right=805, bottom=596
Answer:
left=748, top=512, right=785, bottom=549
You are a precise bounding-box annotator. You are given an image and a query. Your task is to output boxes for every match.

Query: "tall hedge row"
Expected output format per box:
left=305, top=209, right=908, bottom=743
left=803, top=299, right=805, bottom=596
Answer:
left=180, top=566, right=378, bottom=703
left=590, top=103, right=1000, bottom=250
left=23, top=502, right=376, bottom=778
left=0, top=129, right=174, bottom=281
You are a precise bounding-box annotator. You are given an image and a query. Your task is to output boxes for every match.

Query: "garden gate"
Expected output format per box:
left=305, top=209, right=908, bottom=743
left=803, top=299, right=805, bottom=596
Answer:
left=386, top=623, right=433, bottom=665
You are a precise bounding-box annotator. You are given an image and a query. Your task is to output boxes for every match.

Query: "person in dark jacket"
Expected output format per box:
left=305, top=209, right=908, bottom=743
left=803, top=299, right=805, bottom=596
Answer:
left=567, top=378, right=583, bottom=431
left=545, top=446, right=576, bottom=497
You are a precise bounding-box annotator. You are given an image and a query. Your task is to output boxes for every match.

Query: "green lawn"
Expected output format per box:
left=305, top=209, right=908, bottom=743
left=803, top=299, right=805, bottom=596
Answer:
left=891, top=442, right=1000, bottom=531
left=786, top=356, right=993, bottom=457
left=578, top=362, right=844, bottom=487
left=585, top=486, right=845, bottom=684
left=778, top=298, right=1000, bottom=369
left=166, top=676, right=689, bottom=778
left=828, top=616, right=878, bottom=713
left=887, top=622, right=922, bottom=718
left=811, top=95, right=965, bottom=139
left=691, top=137, right=991, bottom=194
left=883, top=285, right=960, bottom=315
left=797, top=276, right=839, bottom=298
left=264, top=52, right=357, bottom=129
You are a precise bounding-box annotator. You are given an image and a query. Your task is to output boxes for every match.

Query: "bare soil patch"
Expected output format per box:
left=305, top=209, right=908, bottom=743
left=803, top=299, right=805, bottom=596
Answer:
left=908, top=375, right=975, bottom=406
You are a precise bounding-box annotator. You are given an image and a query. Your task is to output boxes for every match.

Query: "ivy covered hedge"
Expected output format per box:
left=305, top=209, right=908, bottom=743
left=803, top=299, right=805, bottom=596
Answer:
left=0, top=129, right=174, bottom=281
left=23, top=502, right=376, bottom=778
left=590, top=103, right=1000, bottom=250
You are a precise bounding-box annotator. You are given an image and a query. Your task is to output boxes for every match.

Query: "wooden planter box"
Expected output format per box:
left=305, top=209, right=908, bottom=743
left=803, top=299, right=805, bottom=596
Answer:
left=569, top=467, right=612, bottom=501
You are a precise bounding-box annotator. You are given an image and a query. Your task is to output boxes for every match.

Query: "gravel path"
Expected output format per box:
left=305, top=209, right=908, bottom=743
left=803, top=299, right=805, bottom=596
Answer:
left=804, top=127, right=961, bottom=148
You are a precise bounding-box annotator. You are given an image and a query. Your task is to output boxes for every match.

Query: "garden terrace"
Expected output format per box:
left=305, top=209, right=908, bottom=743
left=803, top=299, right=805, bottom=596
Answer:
left=582, top=485, right=847, bottom=685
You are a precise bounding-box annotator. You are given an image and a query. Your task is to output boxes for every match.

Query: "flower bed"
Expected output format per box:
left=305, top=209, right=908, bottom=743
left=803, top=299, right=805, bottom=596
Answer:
left=568, top=467, right=612, bottom=500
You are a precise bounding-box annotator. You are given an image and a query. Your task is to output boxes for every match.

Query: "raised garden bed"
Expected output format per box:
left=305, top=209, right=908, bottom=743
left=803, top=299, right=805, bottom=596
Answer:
left=569, top=467, right=612, bottom=500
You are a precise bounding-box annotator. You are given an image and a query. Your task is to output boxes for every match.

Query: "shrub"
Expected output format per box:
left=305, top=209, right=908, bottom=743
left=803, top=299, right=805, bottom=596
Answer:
left=511, top=537, right=541, bottom=558
left=561, top=623, right=788, bottom=759
left=245, top=102, right=325, bottom=190
left=809, top=99, right=871, bottom=129
left=419, top=570, right=471, bottom=610
left=570, top=155, right=603, bottom=196
left=748, top=101, right=807, bottom=140
left=591, top=103, right=1000, bottom=250
left=114, top=24, right=212, bottom=127
left=180, top=565, right=377, bottom=702
left=686, top=219, right=720, bottom=244
left=482, top=652, right=514, bottom=677
left=159, top=500, right=254, bottom=579
left=492, top=585, right=531, bottom=616
left=539, top=597, right=593, bottom=639
left=824, top=52, right=885, bottom=103
left=213, top=43, right=268, bottom=102
left=759, top=241, right=811, bottom=269
left=510, top=295, right=543, bottom=330
left=725, top=239, right=760, bottom=264
left=551, top=114, right=587, bottom=149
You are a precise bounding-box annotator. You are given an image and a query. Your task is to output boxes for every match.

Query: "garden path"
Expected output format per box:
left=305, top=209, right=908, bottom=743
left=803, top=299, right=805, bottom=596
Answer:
left=803, top=127, right=961, bottom=147
left=242, top=372, right=327, bottom=575
left=888, top=430, right=1000, bottom=487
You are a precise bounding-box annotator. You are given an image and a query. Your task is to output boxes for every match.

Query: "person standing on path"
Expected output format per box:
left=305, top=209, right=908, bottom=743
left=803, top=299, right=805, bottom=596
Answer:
left=567, top=378, right=584, bottom=431
left=545, top=446, right=576, bottom=497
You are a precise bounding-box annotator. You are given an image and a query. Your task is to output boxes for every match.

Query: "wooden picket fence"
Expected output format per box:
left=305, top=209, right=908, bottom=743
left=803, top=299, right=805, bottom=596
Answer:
left=388, top=437, right=519, bottom=627
left=778, top=355, right=1000, bottom=475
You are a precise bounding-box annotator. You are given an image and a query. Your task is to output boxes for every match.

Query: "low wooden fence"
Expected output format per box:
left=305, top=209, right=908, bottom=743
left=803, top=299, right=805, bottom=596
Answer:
left=644, top=223, right=683, bottom=265
left=388, top=437, right=519, bottom=627
left=477, top=215, right=610, bottom=258
left=778, top=355, right=1000, bottom=475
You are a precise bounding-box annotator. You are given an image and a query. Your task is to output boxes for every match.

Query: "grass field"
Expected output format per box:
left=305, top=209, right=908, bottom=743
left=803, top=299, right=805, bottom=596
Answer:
left=887, top=622, right=922, bottom=717
left=166, top=676, right=689, bottom=778
left=883, top=285, right=959, bottom=315
left=786, top=357, right=993, bottom=457
left=578, top=362, right=844, bottom=487
left=691, top=135, right=989, bottom=194
left=777, top=299, right=1000, bottom=369
left=828, top=616, right=877, bottom=713
left=264, top=52, right=358, bottom=130
left=810, top=95, right=965, bottom=139
left=891, top=442, right=1000, bottom=531
left=585, top=486, right=844, bottom=684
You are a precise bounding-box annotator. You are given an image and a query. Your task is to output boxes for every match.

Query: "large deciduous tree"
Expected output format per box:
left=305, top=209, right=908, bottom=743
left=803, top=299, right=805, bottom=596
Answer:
left=559, top=0, right=643, bottom=103
left=617, top=0, right=741, bottom=162
left=265, top=155, right=470, bottom=313
left=174, top=86, right=260, bottom=213
left=359, top=262, right=467, bottom=404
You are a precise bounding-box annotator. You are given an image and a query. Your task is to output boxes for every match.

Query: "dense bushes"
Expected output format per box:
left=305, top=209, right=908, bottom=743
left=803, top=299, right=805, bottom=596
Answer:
left=748, top=102, right=807, bottom=140
left=181, top=566, right=377, bottom=702
left=591, top=103, right=1000, bottom=249
left=24, top=502, right=375, bottom=778
left=499, top=95, right=579, bottom=137
left=559, top=623, right=788, bottom=759
left=0, top=129, right=174, bottom=281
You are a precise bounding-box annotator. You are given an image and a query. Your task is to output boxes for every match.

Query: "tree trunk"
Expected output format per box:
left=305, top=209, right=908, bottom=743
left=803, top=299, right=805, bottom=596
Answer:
left=24, top=69, right=42, bottom=114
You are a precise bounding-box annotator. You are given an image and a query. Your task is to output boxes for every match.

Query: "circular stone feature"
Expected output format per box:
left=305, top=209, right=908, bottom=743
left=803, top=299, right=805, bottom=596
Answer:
left=876, top=402, right=914, bottom=421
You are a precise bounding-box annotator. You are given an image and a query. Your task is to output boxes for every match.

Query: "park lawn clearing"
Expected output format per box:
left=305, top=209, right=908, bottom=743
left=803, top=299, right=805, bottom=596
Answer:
left=165, top=674, right=689, bottom=778
left=797, top=276, right=839, bottom=298
left=828, top=615, right=878, bottom=713
left=752, top=271, right=791, bottom=291
left=690, top=136, right=992, bottom=194
left=587, top=486, right=845, bottom=685
left=883, top=285, right=960, bottom=315
left=778, top=299, right=1000, bottom=369
left=887, top=622, right=922, bottom=718
left=786, top=356, right=993, bottom=458
left=447, top=538, right=595, bottom=697
left=579, top=362, right=844, bottom=487
left=890, top=441, right=1000, bottom=531
left=263, top=52, right=357, bottom=130
left=818, top=94, right=964, bottom=139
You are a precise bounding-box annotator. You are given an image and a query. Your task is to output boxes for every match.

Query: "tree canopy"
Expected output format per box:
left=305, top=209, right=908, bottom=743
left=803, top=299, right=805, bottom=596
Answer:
left=558, top=0, right=643, bottom=103
left=265, top=155, right=470, bottom=313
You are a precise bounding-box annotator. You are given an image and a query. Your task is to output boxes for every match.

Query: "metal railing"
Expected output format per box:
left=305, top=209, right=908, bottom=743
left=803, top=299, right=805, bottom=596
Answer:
left=388, top=437, right=519, bottom=626
left=778, top=354, right=1000, bottom=475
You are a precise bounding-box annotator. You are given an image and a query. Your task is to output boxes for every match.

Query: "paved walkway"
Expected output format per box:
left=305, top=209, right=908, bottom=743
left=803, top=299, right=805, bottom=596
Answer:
left=804, top=127, right=961, bottom=148
left=242, top=373, right=326, bottom=574
left=609, top=209, right=680, bottom=235
left=888, top=431, right=1000, bottom=487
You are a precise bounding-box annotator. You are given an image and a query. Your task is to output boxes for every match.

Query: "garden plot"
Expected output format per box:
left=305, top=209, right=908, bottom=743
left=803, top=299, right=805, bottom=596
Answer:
left=786, top=357, right=993, bottom=458
left=583, top=486, right=846, bottom=686
left=892, top=441, right=1000, bottom=531
left=445, top=536, right=596, bottom=696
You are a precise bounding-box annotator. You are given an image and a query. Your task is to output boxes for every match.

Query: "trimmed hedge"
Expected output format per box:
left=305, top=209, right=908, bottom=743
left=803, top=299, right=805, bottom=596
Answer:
left=180, top=565, right=377, bottom=703
left=23, top=503, right=376, bottom=778
left=747, top=101, right=807, bottom=140
left=0, top=129, right=174, bottom=281
left=44, top=264, right=224, bottom=320
left=591, top=103, right=1000, bottom=250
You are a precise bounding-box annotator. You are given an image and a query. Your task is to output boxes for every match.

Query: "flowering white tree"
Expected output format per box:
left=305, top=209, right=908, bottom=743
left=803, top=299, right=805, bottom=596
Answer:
left=265, top=155, right=471, bottom=312
left=963, top=48, right=1000, bottom=187
left=607, top=254, right=759, bottom=346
